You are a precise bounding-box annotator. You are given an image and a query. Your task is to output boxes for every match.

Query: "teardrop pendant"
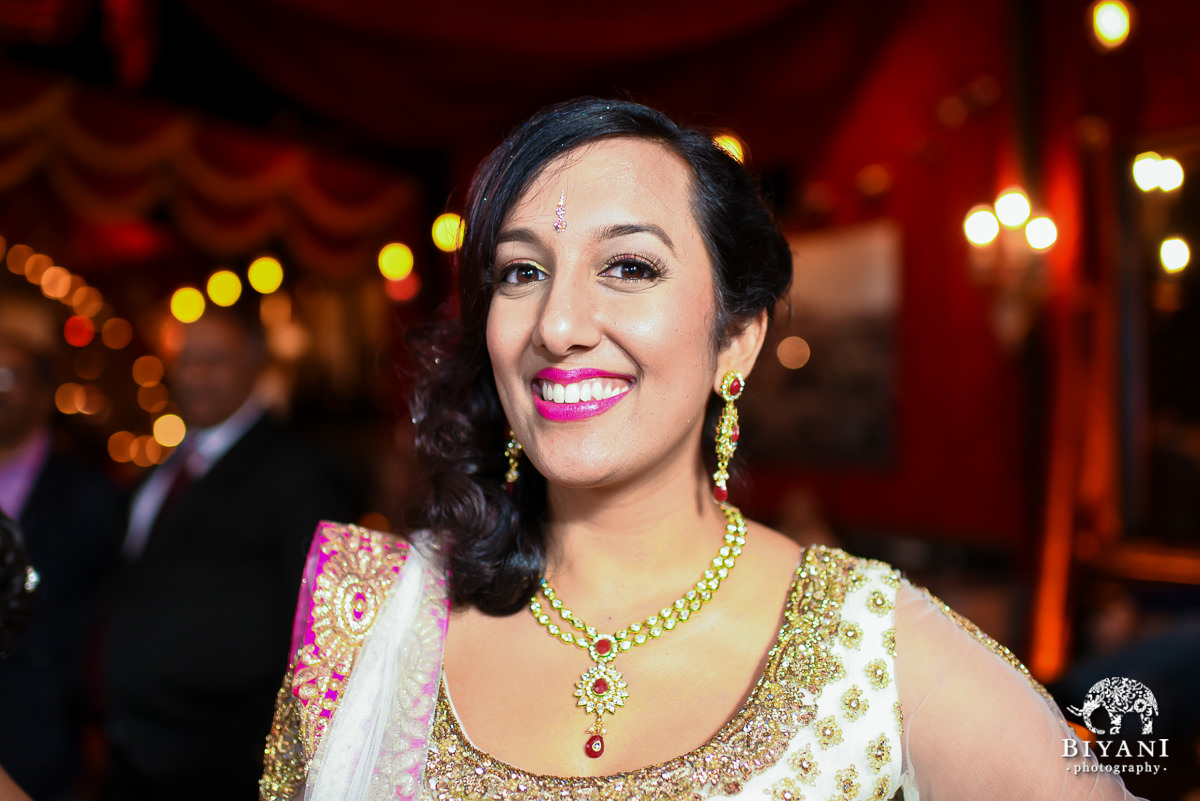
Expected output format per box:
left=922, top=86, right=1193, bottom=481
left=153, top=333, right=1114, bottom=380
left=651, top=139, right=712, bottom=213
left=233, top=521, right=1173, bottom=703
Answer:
left=585, top=734, right=605, bottom=758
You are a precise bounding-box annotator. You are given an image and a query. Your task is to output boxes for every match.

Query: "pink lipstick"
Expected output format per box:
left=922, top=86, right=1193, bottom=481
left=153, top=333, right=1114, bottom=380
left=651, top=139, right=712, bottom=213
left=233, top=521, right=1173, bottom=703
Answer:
left=532, top=368, right=633, bottom=422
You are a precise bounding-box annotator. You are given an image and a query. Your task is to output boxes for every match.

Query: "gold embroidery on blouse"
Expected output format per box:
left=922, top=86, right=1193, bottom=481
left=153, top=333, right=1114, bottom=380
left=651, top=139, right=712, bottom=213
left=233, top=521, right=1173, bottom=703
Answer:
left=424, top=546, right=870, bottom=800
left=866, top=659, right=890, bottom=691
left=845, top=567, right=867, bottom=594
left=919, top=588, right=1055, bottom=704
left=838, top=621, right=862, bottom=650
left=841, top=685, right=868, bottom=721
left=882, top=628, right=896, bottom=657
left=293, top=524, right=409, bottom=758
left=788, top=744, right=820, bottom=785
left=893, top=700, right=903, bottom=735
left=871, top=776, right=890, bottom=799
left=260, top=664, right=306, bottom=801
left=866, top=590, right=892, bottom=617
left=867, top=733, right=891, bottom=773
left=876, top=568, right=900, bottom=590
left=814, top=715, right=843, bottom=750
left=832, top=766, right=860, bottom=801
left=767, top=777, right=807, bottom=801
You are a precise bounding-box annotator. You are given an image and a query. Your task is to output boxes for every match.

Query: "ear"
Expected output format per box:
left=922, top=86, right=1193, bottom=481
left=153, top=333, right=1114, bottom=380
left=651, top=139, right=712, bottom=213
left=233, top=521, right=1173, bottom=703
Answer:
left=714, top=309, right=769, bottom=393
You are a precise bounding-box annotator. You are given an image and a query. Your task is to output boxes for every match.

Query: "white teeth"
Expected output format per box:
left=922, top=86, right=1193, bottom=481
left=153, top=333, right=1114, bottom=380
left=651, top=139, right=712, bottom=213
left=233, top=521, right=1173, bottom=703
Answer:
left=538, top=379, right=630, bottom=404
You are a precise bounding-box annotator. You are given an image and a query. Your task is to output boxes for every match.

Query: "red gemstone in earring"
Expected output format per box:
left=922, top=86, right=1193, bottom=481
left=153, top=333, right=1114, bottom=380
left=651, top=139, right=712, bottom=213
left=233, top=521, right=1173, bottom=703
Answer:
left=585, top=734, right=605, bottom=758
left=592, top=678, right=609, bottom=695
left=729, top=378, right=742, bottom=396
left=713, top=485, right=728, bottom=502
left=731, top=425, right=739, bottom=443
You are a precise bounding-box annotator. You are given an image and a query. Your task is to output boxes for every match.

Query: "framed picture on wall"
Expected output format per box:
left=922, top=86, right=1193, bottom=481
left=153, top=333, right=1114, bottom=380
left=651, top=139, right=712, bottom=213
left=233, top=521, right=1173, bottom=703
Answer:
left=740, top=219, right=901, bottom=467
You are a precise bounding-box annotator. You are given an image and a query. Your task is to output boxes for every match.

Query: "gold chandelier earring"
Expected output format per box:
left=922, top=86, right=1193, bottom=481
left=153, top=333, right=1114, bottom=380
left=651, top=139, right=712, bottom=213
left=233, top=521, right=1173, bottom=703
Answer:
left=504, top=428, right=523, bottom=489
left=712, top=370, right=744, bottom=503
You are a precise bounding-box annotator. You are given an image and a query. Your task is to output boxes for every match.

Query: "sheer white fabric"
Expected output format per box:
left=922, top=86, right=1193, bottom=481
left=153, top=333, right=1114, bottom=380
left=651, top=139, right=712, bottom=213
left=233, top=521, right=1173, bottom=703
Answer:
left=303, top=540, right=448, bottom=801
left=894, top=583, right=1146, bottom=800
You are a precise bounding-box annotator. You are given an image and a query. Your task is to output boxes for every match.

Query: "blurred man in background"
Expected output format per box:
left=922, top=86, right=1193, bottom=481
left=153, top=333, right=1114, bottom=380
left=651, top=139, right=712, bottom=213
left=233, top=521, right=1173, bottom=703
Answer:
left=102, top=305, right=359, bottom=800
left=0, top=293, right=125, bottom=801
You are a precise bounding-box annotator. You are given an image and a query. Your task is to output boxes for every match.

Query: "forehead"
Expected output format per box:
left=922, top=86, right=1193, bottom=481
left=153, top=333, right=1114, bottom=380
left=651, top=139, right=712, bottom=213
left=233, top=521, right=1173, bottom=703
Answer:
left=509, top=137, right=697, bottom=225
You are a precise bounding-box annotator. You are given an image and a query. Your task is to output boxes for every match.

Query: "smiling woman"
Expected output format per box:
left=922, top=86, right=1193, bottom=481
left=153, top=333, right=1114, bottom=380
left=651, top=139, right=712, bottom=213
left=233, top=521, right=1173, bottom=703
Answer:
left=259, top=99, right=1143, bottom=801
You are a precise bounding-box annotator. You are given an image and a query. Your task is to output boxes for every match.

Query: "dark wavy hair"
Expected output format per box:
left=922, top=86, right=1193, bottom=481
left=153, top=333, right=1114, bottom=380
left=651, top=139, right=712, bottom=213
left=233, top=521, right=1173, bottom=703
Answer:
left=410, top=98, right=792, bottom=615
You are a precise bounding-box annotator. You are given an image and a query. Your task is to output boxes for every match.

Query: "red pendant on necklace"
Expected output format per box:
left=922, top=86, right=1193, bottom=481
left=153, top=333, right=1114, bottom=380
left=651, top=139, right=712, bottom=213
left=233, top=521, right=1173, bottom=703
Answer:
left=585, top=734, right=605, bottom=758
left=592, top=677, right=608, bottom=695
left=594, top=637, right=613, bottom=656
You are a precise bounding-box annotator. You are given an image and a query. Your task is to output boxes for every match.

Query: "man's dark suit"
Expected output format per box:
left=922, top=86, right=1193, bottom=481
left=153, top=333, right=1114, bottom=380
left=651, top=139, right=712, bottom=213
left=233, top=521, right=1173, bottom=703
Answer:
left=0, top=451, right=125, bottom=800
left=102, top=415, right=358, bottom=801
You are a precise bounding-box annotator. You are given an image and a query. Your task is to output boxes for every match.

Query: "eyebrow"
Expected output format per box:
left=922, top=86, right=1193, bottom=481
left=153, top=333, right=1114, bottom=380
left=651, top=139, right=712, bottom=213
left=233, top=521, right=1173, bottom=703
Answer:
left=496, top=223, right=676, bottom=254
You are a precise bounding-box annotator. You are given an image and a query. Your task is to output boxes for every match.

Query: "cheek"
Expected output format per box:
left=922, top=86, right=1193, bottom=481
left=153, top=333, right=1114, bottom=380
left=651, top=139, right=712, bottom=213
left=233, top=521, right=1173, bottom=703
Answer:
left=485, top=304, right=524, bottom=390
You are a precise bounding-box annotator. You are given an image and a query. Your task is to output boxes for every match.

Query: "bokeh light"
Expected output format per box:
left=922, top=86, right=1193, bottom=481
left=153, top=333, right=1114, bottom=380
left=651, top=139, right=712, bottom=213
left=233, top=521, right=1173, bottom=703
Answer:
left=378, top=243, right=414, bottom=280
left=1025, top=217, right=1058, bottom=250
left=964, top=207, right=1001, bottom=246
left=995, top=189, right=1032, bottom=227
left=248, top=256, right=284, bottom=294
left=1161, top=237, right=1190, bottom=273
left=1133, top=152, right=1162, bottom=191
left=1157, top=158, right=1184, bottom=192
left=432, top=213, right=464, bottom=253
left=260, top=292, right=291, bottom=328
left=1092, top=1, right=1130, bottom=49
left=23, top=253, right=51, bottom=284
left=5, top=244, right=32, bottom=275
left=137, top=383, right=170, bottom=412
left=102, top=318, right=133, bottom=349
left=71, top=286, right=104, bottom=318
left=40, top=266, right=71, bottom=299
left=131, top=435, right=154, bottom=468
left=108, top=431, right=136, bottom=463
left=776, top=336, right=812, bottom=370
left=63, top=315, right=96, bottom=347
left=55, top=383, right=85, bottom=414
left=171, top=287, right=206, bottom=323
left=385, top=273, right=422, bottom=303
left=207, top=270, right=243, bottom=306
left=153, top=413, right=187, bottom=447
left=712, top=134, right=745, bottom=163
left=79, top=384, right=105, bottom=415
left=132, top=355, right=164, bottom=387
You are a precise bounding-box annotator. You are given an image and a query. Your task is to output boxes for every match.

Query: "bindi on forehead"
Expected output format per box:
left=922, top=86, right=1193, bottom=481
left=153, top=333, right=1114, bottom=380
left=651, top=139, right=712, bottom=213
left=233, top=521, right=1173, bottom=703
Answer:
left=553, top=190, right=567, bottom=233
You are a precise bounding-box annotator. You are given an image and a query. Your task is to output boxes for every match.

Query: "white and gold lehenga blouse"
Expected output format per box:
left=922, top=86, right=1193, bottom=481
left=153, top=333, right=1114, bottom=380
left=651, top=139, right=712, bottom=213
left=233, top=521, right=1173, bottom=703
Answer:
left=260, top=523, right=1141, bottom=801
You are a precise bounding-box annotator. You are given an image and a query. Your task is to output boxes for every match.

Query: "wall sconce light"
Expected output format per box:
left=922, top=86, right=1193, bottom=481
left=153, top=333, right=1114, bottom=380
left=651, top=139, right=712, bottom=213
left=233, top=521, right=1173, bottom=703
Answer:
left=1089, top=1, right=1133, bottom=51
left=963, top=187, right=1057, bottom=349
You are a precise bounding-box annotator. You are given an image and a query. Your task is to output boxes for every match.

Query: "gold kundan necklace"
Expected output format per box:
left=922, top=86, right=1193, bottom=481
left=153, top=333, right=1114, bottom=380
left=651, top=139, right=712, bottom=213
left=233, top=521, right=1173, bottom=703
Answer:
left=528, top=503, right=747, bottom=758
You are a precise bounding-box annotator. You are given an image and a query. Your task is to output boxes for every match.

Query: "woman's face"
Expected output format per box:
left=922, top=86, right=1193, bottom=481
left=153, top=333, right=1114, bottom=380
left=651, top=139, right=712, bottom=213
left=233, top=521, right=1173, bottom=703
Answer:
left=486, top=137, right=722, bottom=490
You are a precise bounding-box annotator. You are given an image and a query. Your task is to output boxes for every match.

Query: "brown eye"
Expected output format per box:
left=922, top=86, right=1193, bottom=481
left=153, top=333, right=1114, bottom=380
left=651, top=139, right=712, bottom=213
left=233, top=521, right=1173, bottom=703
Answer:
left=501, top=263, right=548, bottom=284
left=600, top=257, right=662, bottom=281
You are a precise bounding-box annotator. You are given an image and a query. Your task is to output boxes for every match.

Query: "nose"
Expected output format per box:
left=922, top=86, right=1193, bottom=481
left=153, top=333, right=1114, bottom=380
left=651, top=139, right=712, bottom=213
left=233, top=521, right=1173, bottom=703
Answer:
left=531, top=270, right=601, bottom=357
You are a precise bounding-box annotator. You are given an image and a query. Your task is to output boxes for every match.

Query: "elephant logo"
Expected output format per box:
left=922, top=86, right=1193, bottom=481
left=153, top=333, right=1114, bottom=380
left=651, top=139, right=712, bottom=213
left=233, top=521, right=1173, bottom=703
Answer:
left=1067, top=677, right=1158, bottom=736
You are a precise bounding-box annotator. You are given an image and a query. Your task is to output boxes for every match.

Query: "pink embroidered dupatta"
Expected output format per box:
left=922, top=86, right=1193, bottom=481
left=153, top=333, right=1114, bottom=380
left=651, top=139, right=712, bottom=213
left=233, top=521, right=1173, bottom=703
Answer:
left=280, top=522, right=449, bottom=800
